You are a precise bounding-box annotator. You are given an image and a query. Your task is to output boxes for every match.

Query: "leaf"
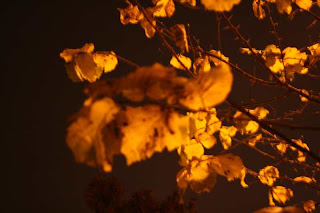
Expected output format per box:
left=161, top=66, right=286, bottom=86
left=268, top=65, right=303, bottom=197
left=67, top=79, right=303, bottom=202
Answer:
left=233, top=107, right=269, bottom=135
left=93, top=52, right=118, bottom=73
left=193, top=56, right=211, bottom=74
left=295, top=0, right=312, bottom=10
left=258, top=166, right=279, bottom=186
left=270, top=186, right=293, bottom=205
left=176, top=0, right=197, bottom=7
left=293, top=176, right=316, bottom=184
left=197, top=132, right=216, bottom=149
left=290, top=139, right=309, bottom=162
left=201, top=0, right=241, bottom=12
left=170, top=54, right=192, bottom=70
left=208, top=50, right=229, bottom=66
left=219, top=126, right=237, bottom=150
left=152, top=0, right=175, bottom=18
left=283, top=47, right=308, bottom=80
left=276, top=0, right=292, bottom=14
left=254, top=206, right=304, bottom=213
left=303, top=200, right=316, bottom=212
left=178, top=62, right=233, bottom=110
left=276, top=142, right=288, bottom=154
left=248, top=134, right=262, bottom=147
left=170, top=24, right=189, bottom=52
left=178, top=139, right=205, bottom=163
left=118, top=1, right=141, bottom=25
left=139, top=13, right=156, bottom=38
left=263, top=45, right=283, bottom=74
left=253, top=0, right=266, bottom=20
left=120, top=105, right=189, bottom=165
left=209, top=153, right=245, bottom=182
left=60, top=43, right=94, bottom=63
left=177, top=156, right=217, bottom=193
left=60, top=44, right=118, bottom=82
left=66, top=98, right=120, bottom=172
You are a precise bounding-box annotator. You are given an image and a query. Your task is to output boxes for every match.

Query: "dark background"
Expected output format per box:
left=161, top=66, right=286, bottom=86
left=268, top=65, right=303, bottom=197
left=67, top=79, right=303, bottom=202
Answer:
left=2, top=1, right=319, bottom=212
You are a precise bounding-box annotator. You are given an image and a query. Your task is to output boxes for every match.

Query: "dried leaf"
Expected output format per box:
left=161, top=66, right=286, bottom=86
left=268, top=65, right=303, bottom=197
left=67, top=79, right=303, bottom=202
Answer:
left=254, top=206, right=304, bottom=213
left=201, top=0, right=241, bottom=11
left=170, top=54, right=192, bottom=70
left=179, top=63, right=233, bottom=110
left=303, top=200, right=316, bottom=212
left=276, top=0, right=292, bottom=14
left=259, top=166, right=279, bottom=186
left=118, top=2, right=141, bottom=25
left=219, top=126, right=237, bottom=150
left=293, top=176, right=316, bottom=184
left=248, top=134, right=262, bottom=147
left=270, top=186, right=293, bottom=205
left=93, top=52, right=118, bottom=73
left=176, top=0, right=197, bottom=7
left=170, top=24, right=189, bottom=52
left=253, top=0, right=266, bottom=19
left=295, top=0, right=312, bottom=10
left=153, top=0, right=175, bottom=17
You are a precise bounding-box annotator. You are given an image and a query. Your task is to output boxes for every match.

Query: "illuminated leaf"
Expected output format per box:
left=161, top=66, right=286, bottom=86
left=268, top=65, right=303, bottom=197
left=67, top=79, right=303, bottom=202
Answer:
left=139, top=14, right=156, bottom=38
left=178, top=139, right=204, bottom=163
left=303, top=200, right=316, bottom=212
left=308, top=43, right=320, bottom=56
left=118, top=1, right=141, bottom=25
left=73, top=53, right=103, bottom=83
left=177, top=156, right=217, bottom=193
left=219, top=126, right=237, bottom=150
left=208, top=50, right=229, bottom=66
left=276, top=0, right=292, bottom=14
left=120, top=63, right=178, bottom=102
left=270, top=186, right=293, bottom=205
left=299, top=89, right=309, bottom=102
left=193, top=56, right=211, bottom=74
left=263, top=44, right=284, bottom=74
left=254, top=206, right=304, bottom=213
left=233, top=107, right=269, bottom=135
left=197, top=132, right=217, bottom=149
left=170, top=24, right=189, bottom=52
left=290, top=139, right=309, bottom=162
left=201, top=0, right=241, bottom=11
left=240, top=168, right=249, bottom=188
left=293, top=176, right=316, bottom=184
left=258, top=166, right=279, bottom=186
left=206, top=108, right=222, bottom=135
left=253, top=0, right=266, bottom=20
left=295, top=0, right=312, bottom=10
left=60, top=43, right=94, bottom=63
left=179, top=63, right=233, bottom=110
left=248, top=134, right=262, bottom=147
left=283, top=47, right=308, bottom=79
left=210, top=153, right=245, bottom=181
left=153, top=0, right=175, bottom=18
left=66, top=98, right=120, bottom=172
left=170, top=54, right=192, bottom=70
left=176, top=0, right=197, bottom=7
left=93, top=52, right=118, bottom=73
left=120, top=105, right=189, bottom=165
left=276, top=142, right=287, bottom=154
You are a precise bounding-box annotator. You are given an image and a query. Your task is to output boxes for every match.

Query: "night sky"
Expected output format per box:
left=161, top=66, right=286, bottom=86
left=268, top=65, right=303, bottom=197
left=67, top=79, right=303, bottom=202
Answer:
left=2, top=1, right=320, bottom=212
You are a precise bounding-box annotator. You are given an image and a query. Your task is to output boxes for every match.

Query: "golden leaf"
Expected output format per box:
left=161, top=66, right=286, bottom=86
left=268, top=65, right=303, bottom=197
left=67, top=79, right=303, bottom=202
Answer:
left=290, top=139, right=309, bottom=162
left=60, top=43, right=94, bottom=63
left=276, top=142, right=287, bottom=154
left=179, top=63, right=233, bottom=110
left=219, top=126, right=237, bottom=150
left=73, top=53, right=103, bottom=83
left=263, top=44, right=283, bottom=74
left=270, top=186, right=293, bottom=205
left=276, top=0, right=292, bottom=14
left=66, top=98, right=120, bottom=172
left=308, top=43, right=320, bottom=56
left=197, top=132, right=216, bottom=149
left=93, top=52, right=118, bottom=73
left=283, top=47, right=308, bottom=79
left=193, top=56, right=211, bottom=74
left=254, top=206, right=304, bottom=213
left=139, top=15, right=156, bottom=38
left=295, top=0, right=312, bottom=10
left=206, top=108, right=222, bottom=135
left=170, top=54, right=192, bottom=70
left=258, top=166, right=279, bottom=186
left=176, top=0, right=197, bottom=7
left=233, top=107, right=269, bottom=135
left=293, top=176, right=316, bottom=184
left=248, top=134, right=262, bottom=147
left=209, top=153, right=245, bottom=181
left=253, top=0, right=266, bottom=19
left=303, top=200, right=316, bottom=212
left=118, top=1, right=141, bottom=25
left=201, top=0, right=241, bottom=12
left=177, top=156, right=217, bottom=193
left=153, top=0, right=175, bottom=18
left=208, top=50, right=229, bottom=66
left=120, top=105, right=189, bottom=165
left=170, top=24, right=189, bottom=52
left=178, top=139, right=205, bottom=162
left=299, top=89, right=309, bottom=102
